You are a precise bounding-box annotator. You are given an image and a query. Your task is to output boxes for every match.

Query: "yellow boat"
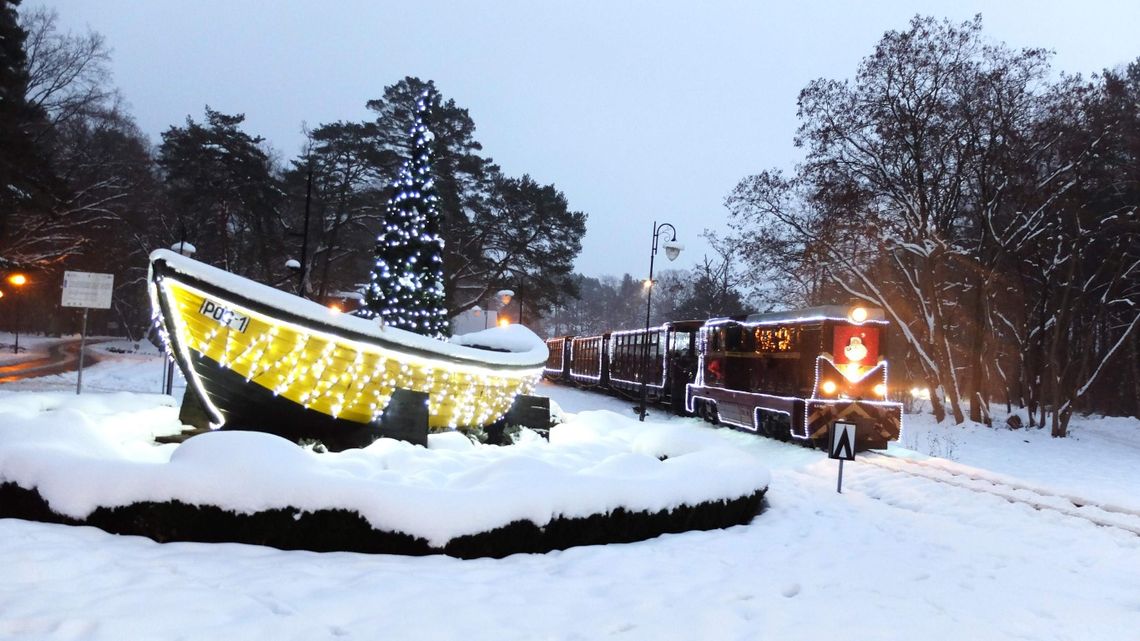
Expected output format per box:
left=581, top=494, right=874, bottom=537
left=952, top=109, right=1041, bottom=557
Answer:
left=148, top=249, right=547, bottom=448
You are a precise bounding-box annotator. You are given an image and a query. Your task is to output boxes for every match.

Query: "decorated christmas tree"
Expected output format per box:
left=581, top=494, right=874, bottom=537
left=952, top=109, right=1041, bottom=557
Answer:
left=361, top=90, right=449, bottom=337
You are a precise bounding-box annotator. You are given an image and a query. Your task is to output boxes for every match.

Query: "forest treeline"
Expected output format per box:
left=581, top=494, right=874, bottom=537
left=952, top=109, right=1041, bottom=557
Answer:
left=2, top=5, right=1137, bottom=432
left=725, top=16, right=1140, bottom=434
left=0, top=3, right=588, bottom=342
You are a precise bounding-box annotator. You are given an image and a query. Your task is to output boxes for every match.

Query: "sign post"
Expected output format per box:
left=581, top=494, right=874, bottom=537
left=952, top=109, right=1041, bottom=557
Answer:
left=829, top=421, right=857, bottom=493
left=61, top=271, right=114, bottom=394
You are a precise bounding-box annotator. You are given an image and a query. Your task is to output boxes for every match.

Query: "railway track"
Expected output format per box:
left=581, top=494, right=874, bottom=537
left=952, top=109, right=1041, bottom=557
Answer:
left=860, top=451, right=1140, bottom=536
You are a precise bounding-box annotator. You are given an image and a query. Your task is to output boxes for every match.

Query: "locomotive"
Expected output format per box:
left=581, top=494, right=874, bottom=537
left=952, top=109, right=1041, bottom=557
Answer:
left=544, top=305, right=903, bottom=451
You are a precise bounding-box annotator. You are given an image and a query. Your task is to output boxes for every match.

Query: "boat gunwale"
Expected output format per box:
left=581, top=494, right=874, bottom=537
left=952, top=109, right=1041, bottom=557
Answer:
left=150, top=258, right=545, bottom=372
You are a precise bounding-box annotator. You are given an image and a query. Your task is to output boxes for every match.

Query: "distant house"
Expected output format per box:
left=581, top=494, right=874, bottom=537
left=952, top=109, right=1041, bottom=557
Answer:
left=451, top=306, right=500, bottom=336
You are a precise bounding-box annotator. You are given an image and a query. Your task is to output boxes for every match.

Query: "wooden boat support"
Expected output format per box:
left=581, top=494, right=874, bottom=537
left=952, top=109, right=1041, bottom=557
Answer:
left=148, top=249, right=547, bottom=450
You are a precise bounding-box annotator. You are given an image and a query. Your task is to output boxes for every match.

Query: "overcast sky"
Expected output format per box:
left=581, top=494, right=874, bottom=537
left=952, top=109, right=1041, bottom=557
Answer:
left=33, top=0, right=1140, bottom=279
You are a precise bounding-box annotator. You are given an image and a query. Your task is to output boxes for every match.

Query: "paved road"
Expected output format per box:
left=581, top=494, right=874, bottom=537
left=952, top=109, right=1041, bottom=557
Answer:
left=0, top=339, right=99, bottom=384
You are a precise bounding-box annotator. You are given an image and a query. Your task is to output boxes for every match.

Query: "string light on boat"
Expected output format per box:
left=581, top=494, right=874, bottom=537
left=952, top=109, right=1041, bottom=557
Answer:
left=156, top=277, right=540, bottom=431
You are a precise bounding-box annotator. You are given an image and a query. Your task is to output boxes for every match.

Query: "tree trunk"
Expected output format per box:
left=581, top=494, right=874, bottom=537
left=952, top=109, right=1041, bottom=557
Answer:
left=967, top=280, right=987, bottom=423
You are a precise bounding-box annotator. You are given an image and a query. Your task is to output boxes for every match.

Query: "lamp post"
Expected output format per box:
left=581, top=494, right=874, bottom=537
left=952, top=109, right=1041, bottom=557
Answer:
left=639, top=222, right=682, bottom=421
left=7, top=273, right=27, bottom=354
left=496, top=289, right=514, bottom=327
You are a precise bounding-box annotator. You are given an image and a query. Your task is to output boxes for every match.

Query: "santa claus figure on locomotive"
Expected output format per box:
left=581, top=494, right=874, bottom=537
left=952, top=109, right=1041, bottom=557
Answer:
left=544, top=304, right=903, bottom=451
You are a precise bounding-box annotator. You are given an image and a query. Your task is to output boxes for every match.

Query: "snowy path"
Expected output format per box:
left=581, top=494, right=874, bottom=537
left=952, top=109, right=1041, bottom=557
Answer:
left=1, top=364, right=1139, bottom=640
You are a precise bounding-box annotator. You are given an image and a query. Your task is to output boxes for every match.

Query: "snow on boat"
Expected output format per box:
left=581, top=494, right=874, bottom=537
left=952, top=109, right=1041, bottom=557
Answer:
left=148, top=249, right=547, bottom=448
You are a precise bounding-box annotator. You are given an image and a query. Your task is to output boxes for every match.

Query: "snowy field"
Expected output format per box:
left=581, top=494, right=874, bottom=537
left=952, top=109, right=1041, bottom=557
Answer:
left=2, top=342, right=1139, bottom=640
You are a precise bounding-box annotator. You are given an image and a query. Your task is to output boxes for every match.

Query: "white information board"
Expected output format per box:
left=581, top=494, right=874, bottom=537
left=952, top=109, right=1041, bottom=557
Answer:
left=61, top=271, right=114, bottom=309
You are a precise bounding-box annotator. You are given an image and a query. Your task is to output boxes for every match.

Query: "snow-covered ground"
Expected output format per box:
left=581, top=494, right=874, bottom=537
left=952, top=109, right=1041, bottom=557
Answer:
left=0, top=332, right=65, bottom=366
left=2, top=347, right=1139, bottom=640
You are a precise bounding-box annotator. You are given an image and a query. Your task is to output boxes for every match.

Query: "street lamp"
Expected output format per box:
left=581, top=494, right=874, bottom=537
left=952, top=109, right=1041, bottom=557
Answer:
left=7, top=273, right=27, bottom=354
left=496, top=289, right=514, bottom=326
left=639, top=222, right=682, bottom=421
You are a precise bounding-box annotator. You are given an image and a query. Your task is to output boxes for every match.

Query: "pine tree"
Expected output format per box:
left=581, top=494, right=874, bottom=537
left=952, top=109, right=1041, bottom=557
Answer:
left=158, top=108, right=284, bottom=282
left=0, top=0, right=56, bottom=263
left=362, top=90, right=449, bottom=337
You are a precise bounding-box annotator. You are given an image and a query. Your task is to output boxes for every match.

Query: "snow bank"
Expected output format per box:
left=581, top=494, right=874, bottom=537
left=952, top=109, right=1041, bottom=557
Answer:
left=0, top=392, right=769, bottom=548
left=450, top=323, right=548, bottom=356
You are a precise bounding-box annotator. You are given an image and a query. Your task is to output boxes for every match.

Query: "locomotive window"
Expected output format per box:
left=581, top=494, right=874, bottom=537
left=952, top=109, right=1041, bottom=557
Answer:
left=723, top=325, right=743, bottom=351
left=753, top=326, right=802, bottom=353
left=740, top=328, right=756, bottom=353
left=708, top=330, right=722, bottom=353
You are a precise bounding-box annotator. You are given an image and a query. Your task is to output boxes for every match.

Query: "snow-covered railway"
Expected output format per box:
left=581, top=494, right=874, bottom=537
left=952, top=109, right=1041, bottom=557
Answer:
left=860, top=452, right=1140, bottom=536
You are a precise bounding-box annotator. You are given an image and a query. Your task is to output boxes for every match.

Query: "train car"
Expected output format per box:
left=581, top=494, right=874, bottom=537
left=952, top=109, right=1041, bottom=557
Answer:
left=685, top=305, right=902, bottom=450
left=568, top=333, right=610, bottom=387
left=607, top=321, right=703, bottom=413
left=543, top=321, right=703, bottom=413
left=544, top=336, right=572, bottom=380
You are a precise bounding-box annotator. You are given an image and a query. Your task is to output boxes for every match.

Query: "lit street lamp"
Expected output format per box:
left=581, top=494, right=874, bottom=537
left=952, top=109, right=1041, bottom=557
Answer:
left=639, top=222, right=682, bottom=421
left=7, top=273, right=28, bottom=354
left=496, top=289, right=514, bottom=327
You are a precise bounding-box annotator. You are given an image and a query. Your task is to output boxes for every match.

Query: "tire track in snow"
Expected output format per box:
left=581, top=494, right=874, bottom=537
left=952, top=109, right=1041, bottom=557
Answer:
left=859, top=452, right=1140, bottom=536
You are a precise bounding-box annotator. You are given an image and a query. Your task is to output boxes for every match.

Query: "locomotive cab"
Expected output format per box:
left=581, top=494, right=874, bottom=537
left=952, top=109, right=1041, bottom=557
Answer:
left=688, top=305, right=902, bottom=451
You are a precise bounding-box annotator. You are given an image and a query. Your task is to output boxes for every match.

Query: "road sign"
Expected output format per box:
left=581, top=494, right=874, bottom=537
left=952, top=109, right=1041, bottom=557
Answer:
left=830, top=421, right=856, bottom=494
left=829, top=422, right=857, bottom=490
left=62, top=271, right=114, bottom=309
left=829, top=421, right=856, bottom=461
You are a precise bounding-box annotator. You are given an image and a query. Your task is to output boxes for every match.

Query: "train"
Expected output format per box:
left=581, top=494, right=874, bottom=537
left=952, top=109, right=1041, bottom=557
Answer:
left=543, top=304, right=903, bottom=451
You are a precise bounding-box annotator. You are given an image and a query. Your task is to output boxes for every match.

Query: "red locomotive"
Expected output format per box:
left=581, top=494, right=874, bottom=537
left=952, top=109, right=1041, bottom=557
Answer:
left=544, top=305, right=902, bottom=451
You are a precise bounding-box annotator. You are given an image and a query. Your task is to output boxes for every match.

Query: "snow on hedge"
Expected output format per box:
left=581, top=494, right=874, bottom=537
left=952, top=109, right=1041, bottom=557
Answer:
left=0, top=392, right=768, bottom=547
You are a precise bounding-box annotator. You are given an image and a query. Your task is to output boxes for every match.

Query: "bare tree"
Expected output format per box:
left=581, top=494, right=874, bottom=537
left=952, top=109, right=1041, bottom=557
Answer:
left=728, top=17, right=1140, bottom=434
left=22, top=7, right=113, bottom=129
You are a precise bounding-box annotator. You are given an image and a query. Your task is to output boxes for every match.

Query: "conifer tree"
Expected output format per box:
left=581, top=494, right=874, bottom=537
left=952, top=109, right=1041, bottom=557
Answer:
left=0, top=0, right=56, bottom=262
left=362, top=90, right=448, bottom=337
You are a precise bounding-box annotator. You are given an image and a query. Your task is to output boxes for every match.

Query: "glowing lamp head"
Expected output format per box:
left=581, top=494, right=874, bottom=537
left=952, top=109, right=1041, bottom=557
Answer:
left=328, top=303, right=343, bottom=315
left=849, top=306, right=868, bottom=323
left=874, top=383, right=887, bottom=397
left=498, top=318, right=511, bottom=327
left=7, top=274, right=27, bottom=287
left=821, top=380, right=837, bottom=395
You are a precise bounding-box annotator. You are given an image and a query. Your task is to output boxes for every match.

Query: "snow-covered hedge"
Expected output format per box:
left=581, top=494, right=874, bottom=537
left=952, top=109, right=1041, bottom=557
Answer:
left=0, top=394, right=769, bottom=557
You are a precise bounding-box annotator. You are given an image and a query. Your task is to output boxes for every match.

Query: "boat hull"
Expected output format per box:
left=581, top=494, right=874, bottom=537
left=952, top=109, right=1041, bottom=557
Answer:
left=149, top=253, right=544, bottom=447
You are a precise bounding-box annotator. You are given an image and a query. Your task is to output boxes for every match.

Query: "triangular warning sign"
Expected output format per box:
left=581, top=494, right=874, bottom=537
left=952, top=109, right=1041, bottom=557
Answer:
left=829, top=423, right=856, bottom=461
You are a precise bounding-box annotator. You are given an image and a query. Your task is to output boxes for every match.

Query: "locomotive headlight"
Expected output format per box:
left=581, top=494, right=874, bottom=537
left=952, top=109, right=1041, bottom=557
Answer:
left=842, top=363, right=864, bottom=381
left=849, top=306, right=868, bottom=323
left=821, top=380, right=837, bottom=395
left=873, top=383, right=887, bottom=397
